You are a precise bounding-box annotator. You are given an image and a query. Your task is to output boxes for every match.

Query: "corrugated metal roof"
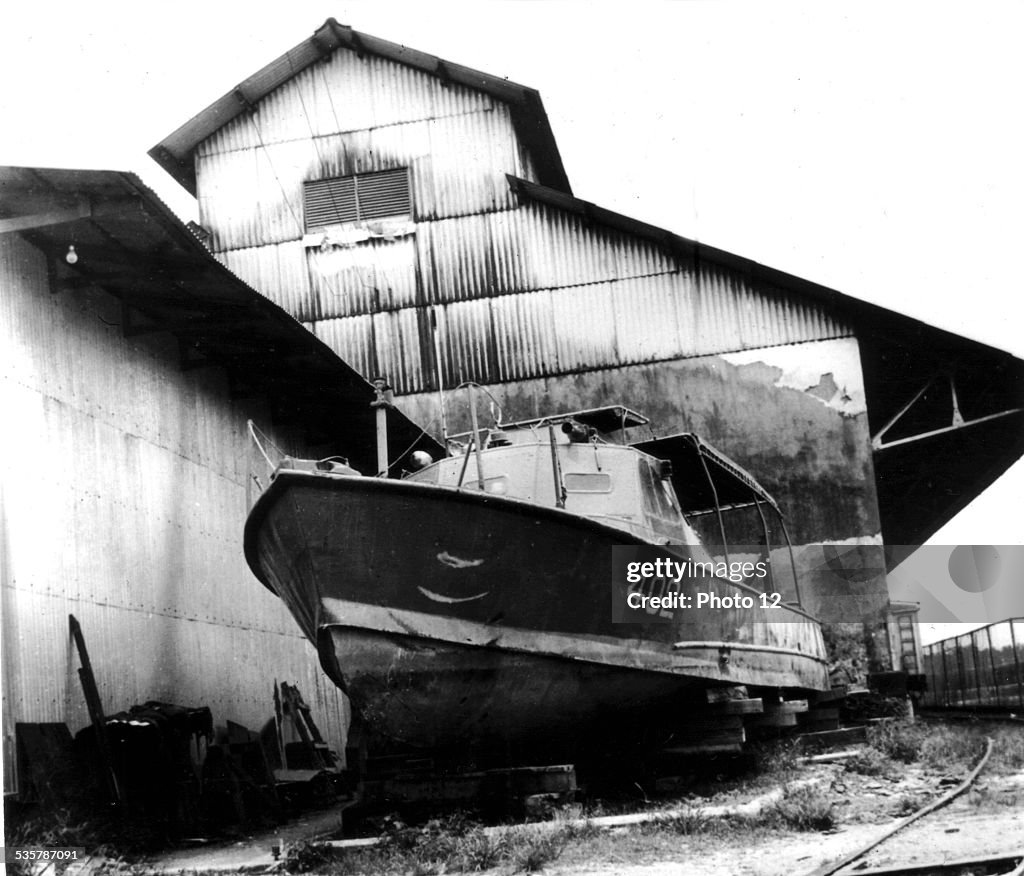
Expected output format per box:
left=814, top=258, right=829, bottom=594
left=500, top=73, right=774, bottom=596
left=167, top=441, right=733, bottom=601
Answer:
left=150, top=19, right=570, bottom=197
left=0, top=166, right=442, bottom=474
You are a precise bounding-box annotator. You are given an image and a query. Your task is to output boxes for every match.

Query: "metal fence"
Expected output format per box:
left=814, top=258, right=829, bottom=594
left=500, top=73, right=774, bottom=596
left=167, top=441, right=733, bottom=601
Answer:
left=921, top=619, right=1024, bottom=710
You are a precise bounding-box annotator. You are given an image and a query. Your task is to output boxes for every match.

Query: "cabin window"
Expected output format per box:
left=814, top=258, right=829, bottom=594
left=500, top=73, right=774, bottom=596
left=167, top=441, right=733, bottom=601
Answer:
left=303, top=168, right=411, bottom=230
left=564, top=472, right=612, bottom=493
left=639, top=460, right=679, bottom=519
left=639, top=459, right=689, bottom=541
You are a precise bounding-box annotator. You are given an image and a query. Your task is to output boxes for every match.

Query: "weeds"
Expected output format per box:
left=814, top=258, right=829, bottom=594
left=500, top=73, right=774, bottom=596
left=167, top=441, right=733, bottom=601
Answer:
left=892, top=792, right=928, bottom=816
left=991, top=726, right=1024, bottom=773
left=762, top=784, right=836, bottom=832
left=844, top=746, right=893, bottom=777
left=281, top=840, right=335, bottom=873
left=350, top=814, right=573, bottom=875
left=866, top=720, right=926, bottom=764
left=550, top=810, right=601, bottom=842
left=650, top=807, right=718, bottom=837
left=918, top=724, right=982, bottom=771
left=746, top=738, right=801, bottom=783
left=511, top=829, right=570, bottom=874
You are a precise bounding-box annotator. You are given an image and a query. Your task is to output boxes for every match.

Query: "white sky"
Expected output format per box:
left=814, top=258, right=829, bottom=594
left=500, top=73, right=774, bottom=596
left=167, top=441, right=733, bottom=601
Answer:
left=3, top=1, right=1022, bottom=645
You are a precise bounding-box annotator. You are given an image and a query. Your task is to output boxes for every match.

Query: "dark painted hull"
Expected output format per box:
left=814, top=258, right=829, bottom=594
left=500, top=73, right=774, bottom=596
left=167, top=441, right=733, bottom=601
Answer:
left=244, top=470, right=828, bottom=755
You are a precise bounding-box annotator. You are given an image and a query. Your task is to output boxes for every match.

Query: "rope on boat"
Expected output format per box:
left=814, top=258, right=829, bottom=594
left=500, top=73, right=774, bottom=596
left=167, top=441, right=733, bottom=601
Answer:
left=248, top=419, right=285, bottom=469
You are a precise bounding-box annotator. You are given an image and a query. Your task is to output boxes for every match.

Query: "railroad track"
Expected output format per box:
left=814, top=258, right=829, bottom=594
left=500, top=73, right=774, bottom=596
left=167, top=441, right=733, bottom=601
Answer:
left=802, top=736, right=1024, bottom=876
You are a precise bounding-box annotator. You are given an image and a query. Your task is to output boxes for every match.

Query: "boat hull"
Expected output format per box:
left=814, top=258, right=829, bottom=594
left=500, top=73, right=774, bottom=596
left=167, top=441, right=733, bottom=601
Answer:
left=245, top=470, right=829, bottom=754
left=318, top=626, right=701, bottom=760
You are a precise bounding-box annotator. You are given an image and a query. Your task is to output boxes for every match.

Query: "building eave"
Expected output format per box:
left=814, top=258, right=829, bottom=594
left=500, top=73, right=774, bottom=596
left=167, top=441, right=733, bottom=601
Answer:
left=0, top=165, right=442, bottom=474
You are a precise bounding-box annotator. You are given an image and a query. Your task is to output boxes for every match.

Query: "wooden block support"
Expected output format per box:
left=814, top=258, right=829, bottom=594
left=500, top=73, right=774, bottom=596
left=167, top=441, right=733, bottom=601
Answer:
left=708, top=698, right=764, bottom=716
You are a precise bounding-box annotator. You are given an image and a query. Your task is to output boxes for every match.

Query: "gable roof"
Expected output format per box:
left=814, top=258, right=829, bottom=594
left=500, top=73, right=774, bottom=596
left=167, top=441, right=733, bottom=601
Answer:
left=150, top=19, right=570, bottom=197
left=0, top=165, right=442, bottom=474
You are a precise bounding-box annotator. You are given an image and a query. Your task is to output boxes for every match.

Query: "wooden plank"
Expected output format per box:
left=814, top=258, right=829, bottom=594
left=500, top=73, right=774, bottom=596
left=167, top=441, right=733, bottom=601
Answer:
left=662, top=742, right=744, bottom=755
left=678, top=716, right=745, bottom=732
left=748, top=711, right=799, bottom=727
left=795, top=725, right=868, bottom=752
left=801, top=719, right=842, bottom=733
left=68, top=614, right=121, bottom=804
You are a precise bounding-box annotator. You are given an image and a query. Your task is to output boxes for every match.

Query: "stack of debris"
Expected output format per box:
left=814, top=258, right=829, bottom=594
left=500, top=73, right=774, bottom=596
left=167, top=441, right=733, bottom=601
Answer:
left=11, top=616, right=349, bottom=843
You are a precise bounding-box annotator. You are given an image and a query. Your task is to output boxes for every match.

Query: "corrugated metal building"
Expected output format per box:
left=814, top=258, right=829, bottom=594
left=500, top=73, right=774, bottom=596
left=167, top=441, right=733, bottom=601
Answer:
left=151, top=18, right=1024, bottom=658
left=0, top=166, right=440, bottom=794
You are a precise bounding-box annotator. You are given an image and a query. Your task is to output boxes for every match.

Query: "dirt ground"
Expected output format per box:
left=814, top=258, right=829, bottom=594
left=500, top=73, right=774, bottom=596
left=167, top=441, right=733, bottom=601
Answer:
left=548, top=756, right=1024, bottom=876
left=41, top=724, right=1024, bottom=875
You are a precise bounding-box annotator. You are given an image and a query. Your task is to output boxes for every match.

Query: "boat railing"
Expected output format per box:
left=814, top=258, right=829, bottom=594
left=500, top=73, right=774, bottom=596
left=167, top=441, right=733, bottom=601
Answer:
left=631, top=433, right=804, bottom=608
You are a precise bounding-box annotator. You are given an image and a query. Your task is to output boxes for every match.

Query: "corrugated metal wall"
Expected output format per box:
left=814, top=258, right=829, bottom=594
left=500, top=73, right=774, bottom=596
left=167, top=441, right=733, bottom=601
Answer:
left=194, top=43, right=851, bottom=404
left=196, top=47, right=529, bottom=253
left=0, top=232, right=349, bottom=792
left=299, top=202, right=851, bottom=396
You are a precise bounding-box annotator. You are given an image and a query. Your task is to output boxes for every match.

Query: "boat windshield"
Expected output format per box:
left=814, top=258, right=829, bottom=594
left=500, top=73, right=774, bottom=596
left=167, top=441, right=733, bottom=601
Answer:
left=637, top=457, right=693, bottom=543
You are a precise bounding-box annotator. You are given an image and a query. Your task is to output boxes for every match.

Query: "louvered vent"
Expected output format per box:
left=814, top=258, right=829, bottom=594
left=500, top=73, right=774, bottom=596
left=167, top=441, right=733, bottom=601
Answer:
left=303, top=169, right=411, bottom=231
left=304, top=177, right=357, bottom=228
left=356, top=169, right=412, bottom=219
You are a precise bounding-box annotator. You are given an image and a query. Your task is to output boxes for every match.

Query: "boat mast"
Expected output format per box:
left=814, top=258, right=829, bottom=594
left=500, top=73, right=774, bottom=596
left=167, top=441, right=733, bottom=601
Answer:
left=371, top=376, right=391, bottom=477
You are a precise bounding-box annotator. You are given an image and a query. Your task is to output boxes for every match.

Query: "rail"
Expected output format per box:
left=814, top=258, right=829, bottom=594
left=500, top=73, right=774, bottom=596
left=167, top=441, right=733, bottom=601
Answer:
left=801, top=736, right=997, bottom=876
left=921, top=618, right=1024, bottom=711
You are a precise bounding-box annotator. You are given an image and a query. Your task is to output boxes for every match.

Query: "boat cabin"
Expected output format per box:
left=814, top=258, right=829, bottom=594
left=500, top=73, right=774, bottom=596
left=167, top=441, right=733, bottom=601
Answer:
left=402, top=404, right=801, bottom=600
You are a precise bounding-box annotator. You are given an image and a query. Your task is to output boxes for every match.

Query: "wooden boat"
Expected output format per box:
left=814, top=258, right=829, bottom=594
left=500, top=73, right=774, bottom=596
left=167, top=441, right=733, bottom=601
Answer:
left=244, top=402, right=828, bottom=764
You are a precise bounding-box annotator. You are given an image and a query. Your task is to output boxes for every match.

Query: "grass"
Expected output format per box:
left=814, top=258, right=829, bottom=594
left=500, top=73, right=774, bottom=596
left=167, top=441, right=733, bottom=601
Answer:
left=989, top=724, right=1024, bottom=774
left=285, top=778, right=843, bottom=875
left=650, top=806, right=719, bottom=836
left=762, top=784, right=837, bottom=831
left=14, top=721, right=1010, bottom=876
left=747, top=738, right=801, bottom=781
left=891, top=792, right=928, bottom=816
left=848, top=718, right=988, bottom=776
left=295, top=814, right=581, bottom=875
left=866, top=719, right=927, bottom=764
left=3, top=804, right=156, bottom=874
left=844, top=745, right=894, bottom=777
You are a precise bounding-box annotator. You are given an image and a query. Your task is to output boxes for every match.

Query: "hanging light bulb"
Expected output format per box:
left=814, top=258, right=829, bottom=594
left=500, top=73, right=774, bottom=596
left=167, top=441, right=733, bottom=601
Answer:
left=65, top=245, right=78, bottom=265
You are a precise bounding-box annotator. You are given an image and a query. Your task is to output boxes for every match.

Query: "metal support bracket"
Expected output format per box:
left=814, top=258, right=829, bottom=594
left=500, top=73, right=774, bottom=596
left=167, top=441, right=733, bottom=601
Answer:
left=872, top=374, right=1024, bottom=451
